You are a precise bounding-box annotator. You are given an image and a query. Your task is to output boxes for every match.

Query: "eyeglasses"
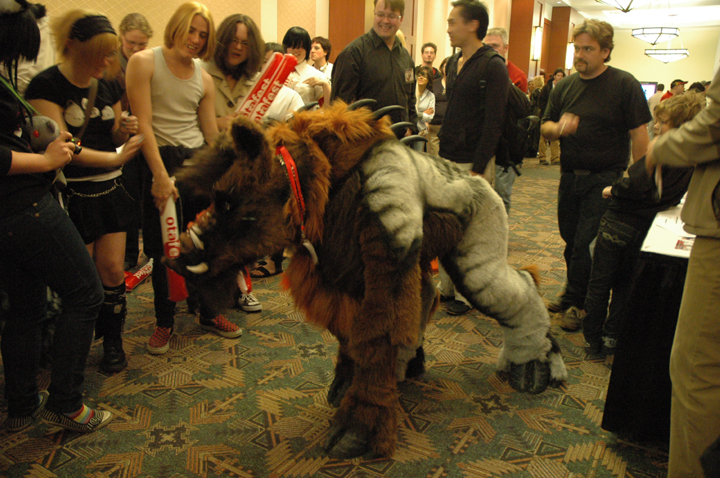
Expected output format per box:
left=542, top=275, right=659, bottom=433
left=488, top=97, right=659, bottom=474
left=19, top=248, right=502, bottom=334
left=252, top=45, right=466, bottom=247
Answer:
left=123, top=39, right=148, bottom=49
left=374, top=11, right=402, bottom=21
left=230, top=39, right=250, bottom=48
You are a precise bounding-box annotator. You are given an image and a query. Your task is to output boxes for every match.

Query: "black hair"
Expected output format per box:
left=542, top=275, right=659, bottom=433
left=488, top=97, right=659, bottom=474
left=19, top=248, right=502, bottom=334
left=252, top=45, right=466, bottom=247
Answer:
left=282, top=26, right=311, bottom=61
left=416, top=65, right=434, bottom=91
left=0, top=2, right=45, bottom=82
left=450, top=0, right=489, bottom=40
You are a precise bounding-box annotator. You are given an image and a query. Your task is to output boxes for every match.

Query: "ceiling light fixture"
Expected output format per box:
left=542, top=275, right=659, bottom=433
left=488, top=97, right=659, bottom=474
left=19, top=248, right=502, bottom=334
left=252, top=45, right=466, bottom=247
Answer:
left=595, top=0, right=634, bottom=13
left=632, top=26, right=679, bottom=45
left=645, top=48, right=689, bottom=63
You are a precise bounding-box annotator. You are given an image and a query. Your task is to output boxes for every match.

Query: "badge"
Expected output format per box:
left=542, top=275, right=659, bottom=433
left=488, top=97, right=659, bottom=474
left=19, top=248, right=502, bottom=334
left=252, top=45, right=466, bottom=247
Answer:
left=404, top=68, right=414, bottom=83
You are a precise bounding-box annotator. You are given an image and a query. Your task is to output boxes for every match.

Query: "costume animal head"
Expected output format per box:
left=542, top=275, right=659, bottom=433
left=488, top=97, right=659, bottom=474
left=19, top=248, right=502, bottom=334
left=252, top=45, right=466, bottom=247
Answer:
left=169, top=102, right=396, bottom=308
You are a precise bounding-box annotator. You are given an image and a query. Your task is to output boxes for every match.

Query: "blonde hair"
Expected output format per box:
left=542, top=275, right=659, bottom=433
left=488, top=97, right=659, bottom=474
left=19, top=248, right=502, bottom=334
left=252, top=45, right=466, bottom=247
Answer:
left=573, top=19, right=614, bottom=62
left=119, top=13, right=153, bottom=38
left=654, top=91, right=705, bottom=128
left=164, top=2, right=215, bottom=62
left=52, top=9, right=119, bottom=75
left=532, top=76, right=544, bottom=90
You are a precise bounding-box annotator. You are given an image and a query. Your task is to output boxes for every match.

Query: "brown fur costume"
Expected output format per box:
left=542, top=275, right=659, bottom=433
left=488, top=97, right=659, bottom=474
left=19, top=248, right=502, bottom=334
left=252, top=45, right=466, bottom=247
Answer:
left=170, top=102, right=567, bottom=459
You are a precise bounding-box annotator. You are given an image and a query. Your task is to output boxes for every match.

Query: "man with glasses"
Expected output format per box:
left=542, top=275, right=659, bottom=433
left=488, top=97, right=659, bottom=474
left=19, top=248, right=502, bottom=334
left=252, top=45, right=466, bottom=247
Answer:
left=330, top=0, right=417, bottom=136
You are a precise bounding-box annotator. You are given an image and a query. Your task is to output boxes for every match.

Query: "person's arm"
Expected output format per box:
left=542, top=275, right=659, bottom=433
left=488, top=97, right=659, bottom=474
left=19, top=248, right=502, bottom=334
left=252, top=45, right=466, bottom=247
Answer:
left=471, top=58, right=508, bottom=174
left=608, top=157, right=653, bottom=199
left=126, top=48, right=177, bottom=212
left=420, top=93, right=435, bottom=123
left=629, top=123, right=649, bottom=163
left=111, top=101, right=138, bottom=147
left=198, top=69, right=219, bottom=144
left=329, top=47, right=360, bottom=104
left=541, top=85, right=579, bottom=141
left=4, top=132, right=74, bottom=175
left=28, top=98, right=142, bottom=168
left=304, top=75, right=331, bottom=106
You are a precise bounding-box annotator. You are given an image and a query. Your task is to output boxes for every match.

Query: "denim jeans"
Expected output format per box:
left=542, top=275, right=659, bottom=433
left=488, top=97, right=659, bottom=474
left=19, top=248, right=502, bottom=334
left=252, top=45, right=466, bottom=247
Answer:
left=0, top=193, right=103, bottom=416
left=583, top=216, right=647, bottom=345
left=494, top=164, right=518, bottom=215
left=557, top=169, right=622, bottom=309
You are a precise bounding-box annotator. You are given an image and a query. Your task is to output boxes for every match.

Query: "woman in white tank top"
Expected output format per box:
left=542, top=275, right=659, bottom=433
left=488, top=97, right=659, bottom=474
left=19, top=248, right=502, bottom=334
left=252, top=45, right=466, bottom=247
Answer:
left=126, top=2, right=242, bottom=354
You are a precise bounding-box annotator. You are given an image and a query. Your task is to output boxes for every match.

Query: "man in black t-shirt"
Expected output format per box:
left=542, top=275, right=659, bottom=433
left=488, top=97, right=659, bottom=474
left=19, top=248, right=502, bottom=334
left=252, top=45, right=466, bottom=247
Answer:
left=540, top=19, right=651, bottom=330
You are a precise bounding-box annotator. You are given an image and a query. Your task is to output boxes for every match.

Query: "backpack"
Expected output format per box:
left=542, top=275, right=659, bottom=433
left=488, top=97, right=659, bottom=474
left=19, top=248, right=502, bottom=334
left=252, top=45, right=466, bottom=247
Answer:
left=475, top=50, right=534, bottom=172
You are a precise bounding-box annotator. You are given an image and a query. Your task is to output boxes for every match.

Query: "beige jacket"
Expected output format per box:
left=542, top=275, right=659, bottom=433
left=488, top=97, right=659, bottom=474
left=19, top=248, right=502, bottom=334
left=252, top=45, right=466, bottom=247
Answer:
left=201, top=60, right=256, bottom=118
left=653, top=68, right=720, bottom=238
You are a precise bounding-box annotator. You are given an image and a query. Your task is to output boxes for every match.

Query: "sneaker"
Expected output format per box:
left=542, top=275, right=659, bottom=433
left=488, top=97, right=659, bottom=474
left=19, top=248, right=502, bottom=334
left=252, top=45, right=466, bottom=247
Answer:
left=238, top=293, right=262, bottom=312
left=602, top=336, right=618, bottom=355
left=547, top=299, right=570, bottom=313
left=559, top=306, right=585, bottom=332
left=40, top=407, right=113, bottom=433
left=6, top=390, right=49, bottom=432
left=446, top=299, right=472, bottom=316
left=200, top=315, right=242, bottom=338
left=148, top=326, right=173, bottom=355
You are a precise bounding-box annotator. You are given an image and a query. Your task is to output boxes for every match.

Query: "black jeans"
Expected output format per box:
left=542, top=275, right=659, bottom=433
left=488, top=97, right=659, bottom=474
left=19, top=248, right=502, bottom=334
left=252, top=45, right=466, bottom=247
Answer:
left=583, top=216, right=647, bottom=345
left=557, top=169, right=622, bottom=309
left=0, top=193, right=103, bottom=416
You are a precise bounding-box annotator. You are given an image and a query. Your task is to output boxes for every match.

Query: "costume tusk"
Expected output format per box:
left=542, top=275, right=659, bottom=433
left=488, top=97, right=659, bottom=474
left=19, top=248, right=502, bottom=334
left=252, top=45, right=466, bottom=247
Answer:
left=188, top=227, right=205, bottom=250
left=186, top=262, right=209, bottom=274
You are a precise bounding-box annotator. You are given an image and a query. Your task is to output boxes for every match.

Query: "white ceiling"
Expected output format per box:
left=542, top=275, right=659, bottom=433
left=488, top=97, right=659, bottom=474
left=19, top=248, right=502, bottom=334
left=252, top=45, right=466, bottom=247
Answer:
left=553, top=0, right=720, bottom=28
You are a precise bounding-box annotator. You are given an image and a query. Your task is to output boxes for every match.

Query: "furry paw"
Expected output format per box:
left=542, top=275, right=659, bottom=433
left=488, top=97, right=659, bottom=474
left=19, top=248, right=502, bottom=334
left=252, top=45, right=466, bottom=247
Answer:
left=324, top=424, right=372, bottom=459
left=404, top=346, right=426, bottom=379
left=507, top=359, right=551, bottom=394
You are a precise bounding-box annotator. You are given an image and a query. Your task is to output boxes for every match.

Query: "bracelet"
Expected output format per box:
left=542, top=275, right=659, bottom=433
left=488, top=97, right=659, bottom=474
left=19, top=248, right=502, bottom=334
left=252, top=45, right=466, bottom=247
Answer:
left=560, top=122, right=566, bottom=135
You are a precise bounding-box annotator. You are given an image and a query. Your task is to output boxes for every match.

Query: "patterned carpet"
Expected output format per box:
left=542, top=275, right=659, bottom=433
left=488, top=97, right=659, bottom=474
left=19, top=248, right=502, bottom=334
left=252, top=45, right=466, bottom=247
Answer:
left=0, top=161, right=670, bottom=477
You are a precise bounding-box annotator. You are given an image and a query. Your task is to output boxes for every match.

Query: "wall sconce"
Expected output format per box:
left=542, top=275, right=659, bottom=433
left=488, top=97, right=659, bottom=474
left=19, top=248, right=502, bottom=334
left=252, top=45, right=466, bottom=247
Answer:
left=565, top=42, right=574, bottom=70
left=531, top=26, right=543, bottom=61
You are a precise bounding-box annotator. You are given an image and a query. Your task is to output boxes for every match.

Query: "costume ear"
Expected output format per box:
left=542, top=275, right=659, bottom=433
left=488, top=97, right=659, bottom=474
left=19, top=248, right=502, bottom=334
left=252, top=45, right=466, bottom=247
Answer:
left=230, top=117, right=271, bottom=164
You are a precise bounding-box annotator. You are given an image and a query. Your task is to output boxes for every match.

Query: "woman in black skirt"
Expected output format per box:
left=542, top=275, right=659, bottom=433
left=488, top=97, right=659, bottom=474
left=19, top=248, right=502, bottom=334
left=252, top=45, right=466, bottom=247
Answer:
left=26, top=9, right=143, bottom=374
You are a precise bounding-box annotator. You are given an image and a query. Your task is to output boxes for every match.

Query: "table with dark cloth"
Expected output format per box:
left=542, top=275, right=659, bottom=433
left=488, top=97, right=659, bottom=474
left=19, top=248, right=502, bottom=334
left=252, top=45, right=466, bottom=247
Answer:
left=601, top=251, right=688, bottom=444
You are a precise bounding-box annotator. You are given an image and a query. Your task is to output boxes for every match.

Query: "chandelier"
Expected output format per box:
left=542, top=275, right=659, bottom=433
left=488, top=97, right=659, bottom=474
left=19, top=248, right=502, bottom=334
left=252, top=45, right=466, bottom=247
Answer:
left=632, top=26, right=679, bottom=45
left=645, top=48, right=689, bottom=63
left=595, top=0, right=634, bottom=13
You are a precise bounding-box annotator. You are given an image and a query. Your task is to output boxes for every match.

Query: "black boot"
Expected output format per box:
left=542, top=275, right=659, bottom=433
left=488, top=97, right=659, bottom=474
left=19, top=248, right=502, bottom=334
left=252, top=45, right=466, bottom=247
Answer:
left=99, top=283, right=127, bottom=373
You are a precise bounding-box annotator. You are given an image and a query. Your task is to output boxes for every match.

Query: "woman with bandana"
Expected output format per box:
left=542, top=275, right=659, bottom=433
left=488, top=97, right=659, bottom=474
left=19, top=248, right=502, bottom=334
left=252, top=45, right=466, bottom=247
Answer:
left=26, top=10, right=144, bottom=375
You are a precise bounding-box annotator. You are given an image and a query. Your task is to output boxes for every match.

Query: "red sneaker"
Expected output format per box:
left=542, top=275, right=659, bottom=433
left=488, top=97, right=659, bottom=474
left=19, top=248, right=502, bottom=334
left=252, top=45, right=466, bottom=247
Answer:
left=148, top=326, right=173, bottom=355
left=200, top=315, right=242, bottom=338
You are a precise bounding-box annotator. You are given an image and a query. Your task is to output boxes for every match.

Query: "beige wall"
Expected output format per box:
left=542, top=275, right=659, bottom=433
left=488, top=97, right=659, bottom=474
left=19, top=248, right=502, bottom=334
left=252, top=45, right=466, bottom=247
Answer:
left=277, top=0, right=316, bottom=43
left=609, top=26, right=720, bottom=84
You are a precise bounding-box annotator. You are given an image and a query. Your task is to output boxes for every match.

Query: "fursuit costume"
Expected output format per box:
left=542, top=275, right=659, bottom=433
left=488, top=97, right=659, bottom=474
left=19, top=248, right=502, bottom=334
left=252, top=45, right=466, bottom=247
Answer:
left=166, top=102, right=568, bottom=459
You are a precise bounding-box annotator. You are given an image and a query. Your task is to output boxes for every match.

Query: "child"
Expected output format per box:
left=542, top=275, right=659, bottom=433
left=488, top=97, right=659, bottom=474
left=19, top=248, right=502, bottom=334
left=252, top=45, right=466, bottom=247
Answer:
left=582, top=92, right=705, bottom=356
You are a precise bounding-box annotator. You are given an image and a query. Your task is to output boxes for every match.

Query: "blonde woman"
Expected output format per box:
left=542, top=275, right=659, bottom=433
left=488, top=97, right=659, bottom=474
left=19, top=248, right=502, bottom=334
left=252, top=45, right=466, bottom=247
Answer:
left=126, top=2, right=241, bottom=355
left=26, top=10, right=144, bottom=376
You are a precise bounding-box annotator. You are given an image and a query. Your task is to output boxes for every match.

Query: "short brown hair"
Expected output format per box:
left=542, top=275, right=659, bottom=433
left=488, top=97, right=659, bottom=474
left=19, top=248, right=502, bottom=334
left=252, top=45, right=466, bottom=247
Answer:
left=374, top=0, right=405, bottom=17
left=311, top=36, right=331, bottom=59
left=164, top=2, right=215, bottom=62
left=573, top=19, right=614, bottom=62
left=654, top=91, right=705, bottom=128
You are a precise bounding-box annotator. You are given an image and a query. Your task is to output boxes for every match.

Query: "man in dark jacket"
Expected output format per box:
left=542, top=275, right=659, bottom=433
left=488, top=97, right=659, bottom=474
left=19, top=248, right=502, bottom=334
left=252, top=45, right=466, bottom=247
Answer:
left=436, top=0, right=509, bottom=316
left=330, top=0, right=417, bottom=137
